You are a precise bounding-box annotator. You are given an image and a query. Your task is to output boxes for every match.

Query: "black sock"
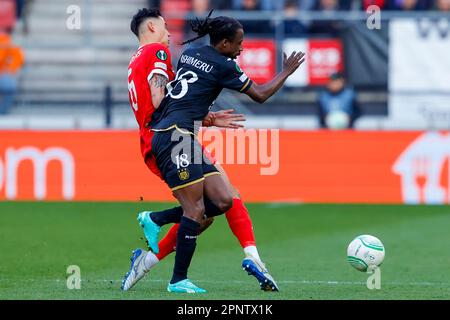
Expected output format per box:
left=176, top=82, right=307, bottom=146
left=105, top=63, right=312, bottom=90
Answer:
left=170, top=216, right=200, bottom=284
left=149, top=206, right=183, bottom=226
left=203, top=196, right=226, bottom=217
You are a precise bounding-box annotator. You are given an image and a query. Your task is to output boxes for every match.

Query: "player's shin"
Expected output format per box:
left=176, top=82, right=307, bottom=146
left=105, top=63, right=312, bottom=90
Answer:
left=149, top=206, right=183, bottom=226
left=156, top=223, right=179, bottom=260
left=171, top=216, right=200, bottom=284
left=154, top=216, right=212, bottom=262
left=225, top=198, right=257, bottom=251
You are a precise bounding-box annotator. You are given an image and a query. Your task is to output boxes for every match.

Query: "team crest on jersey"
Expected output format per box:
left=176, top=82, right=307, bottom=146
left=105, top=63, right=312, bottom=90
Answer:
left=156, top=50, right=167, bottom=61
left=178, top=168, right=190, bottom=181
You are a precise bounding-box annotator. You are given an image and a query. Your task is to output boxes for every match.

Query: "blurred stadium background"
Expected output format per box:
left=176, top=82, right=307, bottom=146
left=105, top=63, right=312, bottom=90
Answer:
left=1, top=0, right=450, bottom=300
left=1, top=0, right=449, bottom=203
left=1, top=0, right=448, bottom=130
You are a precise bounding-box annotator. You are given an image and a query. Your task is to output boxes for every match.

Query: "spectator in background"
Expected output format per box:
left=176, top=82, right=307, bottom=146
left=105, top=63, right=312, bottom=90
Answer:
left=235, top=0, right=274, bottom=34
left=314, top=0, right=342, bottom=12
left=0, top=33, right=24, bottom=115
left=16, top=0, right=25, bottom=18
left=309, top=0, right=343, bottom=36
left=184, top=0, right=211, bottom=48
left=387, top=0, right=431, bottom=10
left=339, top=0, right=355, bottom=10
left=436, top=0, right=450, bottom=10
left=283, top=0, right=308, bottom=36
left=318, top=72, right=358, bottom=130
left=211, top=0, right=234, bottom=9
left=362, top=0, right=387, bottom=10
left=148, top=0, right=161, bottom=10
left=238, top=0, right=261, bottom=11
left=300, top=0, right=317, bottom=11
left=190, top=0, right=210, bottom=17
left=231, top=0, right=273, bottom=10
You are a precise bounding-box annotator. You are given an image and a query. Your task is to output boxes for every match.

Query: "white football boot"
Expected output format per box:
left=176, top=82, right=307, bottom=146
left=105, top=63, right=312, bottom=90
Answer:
left=121, top=248, right=158, bottom=291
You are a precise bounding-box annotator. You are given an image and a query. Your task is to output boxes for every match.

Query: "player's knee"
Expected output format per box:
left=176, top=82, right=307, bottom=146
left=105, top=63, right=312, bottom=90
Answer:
left=217, top=193, right=233, bottom=213
left=183, top=201, right=205, bottom=222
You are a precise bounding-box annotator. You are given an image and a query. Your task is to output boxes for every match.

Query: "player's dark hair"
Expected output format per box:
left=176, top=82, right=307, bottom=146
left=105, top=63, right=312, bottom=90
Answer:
left=130, top=8, right=161, bottom=38
left=181, top=10, right=243, bottom=46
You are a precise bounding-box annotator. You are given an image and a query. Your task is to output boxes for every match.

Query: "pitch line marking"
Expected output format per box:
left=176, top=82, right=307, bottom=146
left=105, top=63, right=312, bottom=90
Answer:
left=34, top=279, right=450, bottom=287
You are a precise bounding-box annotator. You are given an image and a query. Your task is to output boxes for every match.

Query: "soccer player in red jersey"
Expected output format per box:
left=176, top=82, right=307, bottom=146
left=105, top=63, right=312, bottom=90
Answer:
left=121, top=8, right=281, bottom=293
left=126, top=9, right=243, bottom=189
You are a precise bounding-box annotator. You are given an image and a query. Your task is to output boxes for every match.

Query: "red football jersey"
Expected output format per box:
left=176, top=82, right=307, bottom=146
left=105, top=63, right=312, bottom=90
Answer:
left=127, top=43, right=175, bottom=164
left=128, top=43, right=175, bottom=130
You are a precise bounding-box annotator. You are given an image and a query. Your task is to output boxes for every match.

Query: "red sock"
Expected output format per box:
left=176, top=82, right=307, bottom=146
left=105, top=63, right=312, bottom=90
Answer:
left=155, top=223, right=179, bottom=260
left=225, top=198, right=256, bottom=248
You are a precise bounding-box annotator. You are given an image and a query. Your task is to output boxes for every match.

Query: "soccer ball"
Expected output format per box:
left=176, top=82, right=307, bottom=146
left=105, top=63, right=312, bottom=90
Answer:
left=325, top=110, right=350, bottom=130
left=347, top=235, right=385, bottom=272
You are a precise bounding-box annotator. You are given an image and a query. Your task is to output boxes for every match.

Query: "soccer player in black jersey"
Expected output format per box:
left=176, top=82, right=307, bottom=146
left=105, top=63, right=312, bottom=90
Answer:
left=145, top=11, right=305, bottom=293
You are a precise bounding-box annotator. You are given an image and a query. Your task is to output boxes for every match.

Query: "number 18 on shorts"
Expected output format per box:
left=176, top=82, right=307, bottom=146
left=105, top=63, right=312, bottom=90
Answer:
left=151, top=128, right=220, bottom=191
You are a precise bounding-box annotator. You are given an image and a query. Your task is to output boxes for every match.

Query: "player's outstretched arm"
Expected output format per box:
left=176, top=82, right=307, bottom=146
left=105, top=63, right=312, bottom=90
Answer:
left=245, top=51, right=305, bottom=104
left=149, top=73, right=169, bottom=109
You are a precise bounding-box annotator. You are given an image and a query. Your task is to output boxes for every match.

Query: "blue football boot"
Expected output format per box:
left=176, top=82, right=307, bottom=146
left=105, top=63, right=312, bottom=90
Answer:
left=242, top=255, right=279, bottom=292
left=137, top=211, right=161, bottom=254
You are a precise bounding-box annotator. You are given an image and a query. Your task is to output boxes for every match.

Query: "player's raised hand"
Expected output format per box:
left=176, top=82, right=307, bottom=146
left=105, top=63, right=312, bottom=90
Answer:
left=211, top=109, right=246, bottom=129
left=282, top=51, right=306, bottom=76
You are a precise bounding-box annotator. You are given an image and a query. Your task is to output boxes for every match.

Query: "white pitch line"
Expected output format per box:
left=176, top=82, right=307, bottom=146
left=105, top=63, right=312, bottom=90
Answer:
left=24, top=279, right=450, bottom=287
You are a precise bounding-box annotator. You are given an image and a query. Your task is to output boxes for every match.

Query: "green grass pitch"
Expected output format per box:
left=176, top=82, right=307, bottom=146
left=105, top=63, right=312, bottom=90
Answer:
left=0, top=202, right=449, bottom=300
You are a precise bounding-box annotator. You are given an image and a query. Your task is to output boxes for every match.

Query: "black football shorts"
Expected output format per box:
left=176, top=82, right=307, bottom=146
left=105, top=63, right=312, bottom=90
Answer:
left=151, top=126, right=220, bottom=191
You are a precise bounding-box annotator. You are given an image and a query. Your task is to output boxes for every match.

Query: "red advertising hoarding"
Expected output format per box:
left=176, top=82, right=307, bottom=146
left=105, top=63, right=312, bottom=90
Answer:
left=237, top=39, right=276, bottom=84
left=307, top=39, right=344, bottom=85
left=1, top=130, right=449, bottom=204
left=284, top=38, right=344, bottom=86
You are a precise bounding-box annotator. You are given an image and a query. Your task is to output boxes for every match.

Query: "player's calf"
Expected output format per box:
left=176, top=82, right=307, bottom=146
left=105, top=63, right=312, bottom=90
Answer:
left=199, top=217, right=214, bottom=234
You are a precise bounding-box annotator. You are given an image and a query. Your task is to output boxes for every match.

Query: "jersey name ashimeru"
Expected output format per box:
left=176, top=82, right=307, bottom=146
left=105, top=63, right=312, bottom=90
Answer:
left=150, top=45, right=253, bottom=133
left=179, top=54, right=214, bottom=73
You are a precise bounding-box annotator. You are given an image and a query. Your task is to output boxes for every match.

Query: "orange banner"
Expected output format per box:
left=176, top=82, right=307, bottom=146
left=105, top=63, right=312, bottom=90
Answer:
left=0, top=130, right=448, bottom=204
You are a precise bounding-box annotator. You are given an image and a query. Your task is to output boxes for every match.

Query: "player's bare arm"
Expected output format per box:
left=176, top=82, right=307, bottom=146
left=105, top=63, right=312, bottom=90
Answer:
left=245, top=51, right=305, bottom=104
left=149, top=73, right=168, bottom=109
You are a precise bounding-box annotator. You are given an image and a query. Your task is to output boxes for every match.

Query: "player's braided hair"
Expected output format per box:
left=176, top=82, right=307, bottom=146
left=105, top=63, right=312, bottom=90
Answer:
left=181, top=10, right=243, bottom=46
left=130, top=8, right=161, bottom=38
